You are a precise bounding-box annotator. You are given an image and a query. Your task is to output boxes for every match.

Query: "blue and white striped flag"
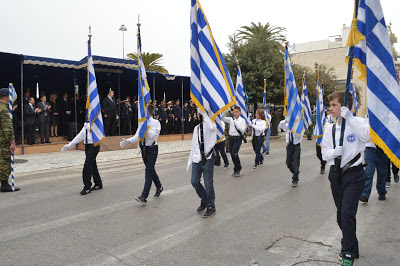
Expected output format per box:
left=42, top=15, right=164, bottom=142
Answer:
left=8, top=83, right=17, bottom=119
left=87, top=40, right=106, bottom=146
left=351, top=0, right=400, bottom=167
left=235, top=65, right=250, bottom=133
left=314, top=81, right=325, bottom=146
left=137, top=23, right=152, bottom=140
left=349, top=71, right=359, bottom=116
left=263, top=80, right=271, bottom=124
left=285, top=45, right=304, bottom=136
left=190, top=0, right=236, bottom=141
left=300, top=75, right=312, bottom=128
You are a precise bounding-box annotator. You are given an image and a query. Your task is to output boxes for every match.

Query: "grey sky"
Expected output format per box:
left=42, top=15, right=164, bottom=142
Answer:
left=1, top=0, right=399, bottom=76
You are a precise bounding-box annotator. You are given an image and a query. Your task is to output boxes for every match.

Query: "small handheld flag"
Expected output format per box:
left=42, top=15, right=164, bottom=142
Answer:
left=300, top=75, right=313, bottom=128
left=235, top=64, right=250, bottom=133
left=263, top=79, right=271, bottom=124
left=8, top=83, right=17, bottom=192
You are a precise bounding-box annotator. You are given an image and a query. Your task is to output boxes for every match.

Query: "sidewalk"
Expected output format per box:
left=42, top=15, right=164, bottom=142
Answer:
left=14, top=140, right=192, bottom=174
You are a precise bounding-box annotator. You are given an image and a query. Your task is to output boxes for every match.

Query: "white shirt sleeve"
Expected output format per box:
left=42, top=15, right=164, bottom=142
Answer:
left=127, top=133, right=139, bottom=144
left=221, top=111, right=231, bottom=123
left=68, top=127, right=86, bottom=147
left=321, top=123, right=335, bottom=162
left=346, top=116, right=371, bottom=144
left=279, top=120, right=288, bottom=131
left=235, top=118, right=246, bottom=134
left=147, top=120, right=161, bottom=140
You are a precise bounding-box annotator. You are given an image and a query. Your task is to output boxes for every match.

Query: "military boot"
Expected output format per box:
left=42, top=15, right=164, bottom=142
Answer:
left=1, top=180, right=20, bottom=192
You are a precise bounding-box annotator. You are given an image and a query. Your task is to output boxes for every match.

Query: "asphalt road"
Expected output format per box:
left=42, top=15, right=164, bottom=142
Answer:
left=1, top=138, right=399, bottom=265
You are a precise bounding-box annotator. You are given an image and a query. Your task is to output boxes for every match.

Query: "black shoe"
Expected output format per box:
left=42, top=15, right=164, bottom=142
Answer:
left=292, top=180, right=298, bottom=187
left=80, top=187, right=91, bottom=195
left=153, top=187, right=163, bottom=198
left=203, top=207, right=216, bottom=218
left=135, top=195, right=147, bottom=204
left=91, top=184, right=103, bottom=190
left=359, top=195, right=368, bottom=203
left=253, top=164, right=258, bottom=169
left=45, top=140, right=51, bottom=143
left=224, top=164, right=229, bottom=169
left=265, top=152, right=269, bottom=155
left=394, top=174, right=399, bottom=183
left=41, top=140, right=45, bottom=144
left=197, top=204, right=207, bottom=212
left=1, top=183, right=20, bottom=192
left=320, top=167, right=325, bottom=174
left=378, top=193, right=386, bottom=201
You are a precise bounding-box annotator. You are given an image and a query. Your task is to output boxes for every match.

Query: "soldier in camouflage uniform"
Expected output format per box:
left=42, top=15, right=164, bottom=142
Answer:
left=0, top=88, right=20, bottom=192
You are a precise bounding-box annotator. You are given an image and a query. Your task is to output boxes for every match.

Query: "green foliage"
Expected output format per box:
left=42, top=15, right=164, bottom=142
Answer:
left=126, top=52, right=169, bottom=74
left=237, top=22, right=286, bottom=43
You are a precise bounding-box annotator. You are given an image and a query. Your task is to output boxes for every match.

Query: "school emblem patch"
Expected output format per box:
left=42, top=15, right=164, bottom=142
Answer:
left=347, top=134, right=357, bottom=143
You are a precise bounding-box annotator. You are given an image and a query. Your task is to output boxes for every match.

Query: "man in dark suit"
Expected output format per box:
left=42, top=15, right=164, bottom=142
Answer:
left=36, top=95, right=52, bottom=144
left=173, top=99, right=182, bottom=134
left=24, top=97, right=38, bottom=145
left=58, top=92, right=72, bottom=137
left=101, top=90, right=117, bottom=136
left=131, top=100, right=138, bottom=134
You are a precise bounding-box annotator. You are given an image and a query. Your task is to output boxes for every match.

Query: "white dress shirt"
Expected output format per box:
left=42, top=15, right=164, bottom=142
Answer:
left=251, top=119, right=266, bottom=136
left=279, top=120, right=303, bottom=145
left=68, top=123, right=94, bottom=146
left=127, top=117, right=161, bottom=146
left=218, top=120, right=226, bottom=141
left=222, top=112, right=246, bottom=136
left=321, top=116, right=370, bottom=168
left=187, top=118, right=217, bottom=171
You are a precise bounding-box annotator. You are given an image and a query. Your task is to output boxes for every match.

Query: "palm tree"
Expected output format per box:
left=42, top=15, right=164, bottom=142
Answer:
left=237, top=22, right=286, bottom=43
left=126, top=52, right=169, bottom=74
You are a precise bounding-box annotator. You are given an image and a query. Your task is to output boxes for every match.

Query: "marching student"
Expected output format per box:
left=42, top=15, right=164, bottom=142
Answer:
left=279, top=117, right=304, bottom=187
left=187, top=113, right=217, bottom=218
left=262, top=110, right=271, bottom=155
left=222, top=106, right=246, bottom=176
left=250, top=109, right=266, bottom=168
left=321, top=91, right=370, bottom=263
left=61, top=118, right=103, bottom=195
left=120, top=104, right=163, bottom=205
left=214, top=120, right=229, bottom=169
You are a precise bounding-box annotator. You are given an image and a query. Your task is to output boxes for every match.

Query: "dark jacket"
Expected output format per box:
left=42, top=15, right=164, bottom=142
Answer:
left=36, top=101, right=52, bottom=121
left=102, top=96, right=117, bottom=117
left=173, top=105, right=182, bottom=119
left=24, top=103, right=36, bottom=125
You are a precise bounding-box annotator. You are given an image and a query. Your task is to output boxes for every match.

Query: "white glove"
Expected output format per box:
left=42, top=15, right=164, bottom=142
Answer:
left=61, top=144, right=70, bottom=152
left=333, top=146, right=344, bottom=158
left=341, top=106, right=352, bottom=120
left=120, top=138, right=130, bottom=148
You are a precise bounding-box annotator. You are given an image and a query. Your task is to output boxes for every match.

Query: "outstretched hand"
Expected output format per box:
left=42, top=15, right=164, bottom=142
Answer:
left=120, top=138, right=130, bottom=148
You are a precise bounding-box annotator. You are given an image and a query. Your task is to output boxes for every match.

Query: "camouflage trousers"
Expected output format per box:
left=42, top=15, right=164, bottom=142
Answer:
left=0, top=147, right=11, bottom=181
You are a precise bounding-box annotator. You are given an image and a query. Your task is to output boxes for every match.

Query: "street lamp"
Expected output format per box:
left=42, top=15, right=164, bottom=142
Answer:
left=119, top=24, right=128, bottom=59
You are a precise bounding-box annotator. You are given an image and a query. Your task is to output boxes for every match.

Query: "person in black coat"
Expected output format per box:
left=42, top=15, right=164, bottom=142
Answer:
left=120, top=98, right=132, bottom=135
left=158, top=101, right=167, bottom=135
left=131, top=101, right=138, bottom=134
left=101, top=90, right=118, bottom=136
left=183, top=101, right=189, bottom=134
left=58, top=92, right=72, bottom=137
left=173, top=99, right=182, bottom=134
left=24, top=97, right=38, bottom=145
left=36, top=95, right=52, bottom=144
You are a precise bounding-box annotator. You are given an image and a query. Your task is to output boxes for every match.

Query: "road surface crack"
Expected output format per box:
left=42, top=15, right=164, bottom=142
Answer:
left=265, top=235, right=332, bottom=251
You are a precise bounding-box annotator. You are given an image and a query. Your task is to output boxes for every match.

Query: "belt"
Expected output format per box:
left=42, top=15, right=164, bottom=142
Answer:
left=145, top=144, right=157, bottom=148
left=230, top=136, right=241, bottom=139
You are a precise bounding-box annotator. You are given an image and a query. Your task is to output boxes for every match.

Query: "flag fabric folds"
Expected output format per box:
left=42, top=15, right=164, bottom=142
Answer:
left=137, top=24, right=152, bottom=140
left=87, top=40, right=106, bottom=146
left=8, top=83, right=17, bottom=119
left=314, top=81, right=325, bottom=146
left=263, top=80, right=271, bottom=123
left=190, top=0, right=236, bottom=141
left=352, top=0, right=400, bottom=167
left=235, top=65, right=250, bottom=133
left=300, top=75, right=312, bottom=128
left=349, top=72, right=359, bottom=115
left=284, top=45, right=304, bottom=136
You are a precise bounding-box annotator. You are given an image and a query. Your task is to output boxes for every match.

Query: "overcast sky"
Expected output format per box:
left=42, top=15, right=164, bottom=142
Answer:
left=1, top=0, right=399, bottom=76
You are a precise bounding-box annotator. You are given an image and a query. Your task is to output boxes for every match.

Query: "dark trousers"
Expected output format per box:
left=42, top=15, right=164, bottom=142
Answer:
left=214, top=140, right=229, bottom=166
left=191, top=159, right=215, bottom=208
left=120, top=118, right=131, bottom=135
left=387, top=161, right=399, bottom=182
left=363, top=147, right=387, bottom=198
left=141, top=145, right=162, bottom=198
left=160, top=120, right=166, bottom=135
left=83, top=144, right=102, bottom=189
left=229, top=137, right=242, bottom=173
left=252, top=136, right=264, bottom=165
left=167, top=119, right=174, bottom=134
left=104, top=116, right=116, bottom=136
left=132, top=120, right=138, bottom=135
left=26, top=123, right=36, bottom=144
left=39, top=117, right=50, bottom=142
left=286, top=143, right=301, bottom=181
left=316, top=144, right=326, bottom=169
left=174, top=119, right=181, bottom=134
left=328, top=165, right=365, bottom=258
left=184, top=120, right=189, bottom=133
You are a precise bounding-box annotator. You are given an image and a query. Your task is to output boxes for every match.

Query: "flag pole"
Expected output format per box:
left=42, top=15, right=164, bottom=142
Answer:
left=334, top=0, right=362, bottom=183
left=8, top=84, right=15, bottom=192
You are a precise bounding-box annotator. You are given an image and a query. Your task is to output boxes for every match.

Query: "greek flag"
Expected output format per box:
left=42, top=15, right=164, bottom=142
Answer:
left=285, top=45, right=304, bottom=136
left=190, top=0, right=236, bottom=140
left=87, top=40, right=106, bottom=146
left=300, top=75, right=312, bottom=128
left=235, top=65, right=250, bottom=133
left=263, top=80, right=271, bottom=123
left=351, top=0, right=400, bottom=167
left=136, top=23, right=152, bottom=140
left=349, top=72, right=359, bottom=116
left=314, top=81, right=325, bottom=146
left=8, top=83, right=17, bottom=120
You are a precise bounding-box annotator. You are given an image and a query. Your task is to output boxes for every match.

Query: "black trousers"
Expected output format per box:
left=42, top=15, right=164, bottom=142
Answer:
left=104, top=116, right=116, bottom=136
left=26, top=123, right=36, bottom=144
left=120, top=118, right=131, bottom=135
left=214, top=140, right=229, bottom=166
left=229, top=137, right=242, bottom=173
left=174, top=119, right=181, bottom=134
left=167, top=119, right=174, bottom=134
left=316, top=144, right=327, bottom=169
left=83, top=144, right=102, bottom=189
left=286, top=143, right=301, bottom=181
left=252, top=136, right=265, bottom=165
left=39, top=117, right=50, bottom=141
left=328, top=165, right=365, bottom=258
left=387, top=161, right=399, bottom=182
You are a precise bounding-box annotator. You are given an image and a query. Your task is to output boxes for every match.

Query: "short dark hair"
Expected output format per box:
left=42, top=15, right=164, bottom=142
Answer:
left=327, top=90, right=353, bottom=110
left=234, top=106, right=241, bottom=112
left=28, top=97, right=34, bottom=102
left=148, top=104, right=155, bottom=116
